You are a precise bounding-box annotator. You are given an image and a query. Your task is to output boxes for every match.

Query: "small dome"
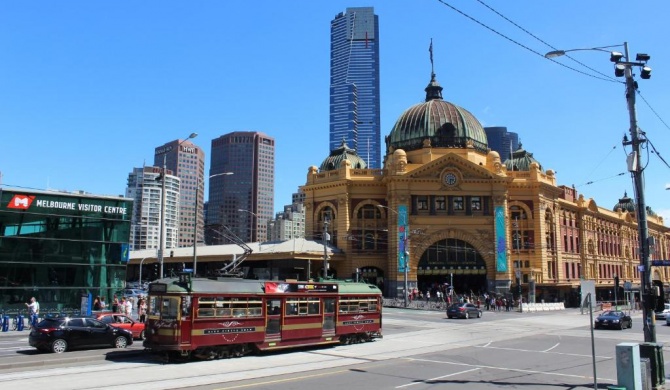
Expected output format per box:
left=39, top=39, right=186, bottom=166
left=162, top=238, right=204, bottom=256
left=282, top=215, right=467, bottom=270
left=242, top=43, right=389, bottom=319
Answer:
left=613, top=192, right=636, bottom=213
left=387, top=74, right=488, bottom=153
left=504, top=143, right=543, bottom=171
left=319, top=140, right=367, bottom=171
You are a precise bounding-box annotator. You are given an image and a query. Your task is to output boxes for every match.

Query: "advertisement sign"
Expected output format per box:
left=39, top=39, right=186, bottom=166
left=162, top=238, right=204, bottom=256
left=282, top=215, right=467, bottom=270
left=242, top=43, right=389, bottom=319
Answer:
left=398, top=204, right=408, bottom=273
left=495, top=206, right=508, bottom=272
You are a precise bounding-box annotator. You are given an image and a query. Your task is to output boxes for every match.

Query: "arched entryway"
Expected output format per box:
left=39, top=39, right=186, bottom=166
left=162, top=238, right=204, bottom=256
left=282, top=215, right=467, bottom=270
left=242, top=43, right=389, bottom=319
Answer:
left=416, top=238, right=487, bottom=296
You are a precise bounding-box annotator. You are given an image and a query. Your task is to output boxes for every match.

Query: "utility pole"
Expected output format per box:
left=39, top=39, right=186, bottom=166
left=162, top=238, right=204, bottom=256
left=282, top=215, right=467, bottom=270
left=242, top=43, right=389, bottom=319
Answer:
left=158, top=154, right=167, bottom=279
left=322, top=217, right=329, bottom=279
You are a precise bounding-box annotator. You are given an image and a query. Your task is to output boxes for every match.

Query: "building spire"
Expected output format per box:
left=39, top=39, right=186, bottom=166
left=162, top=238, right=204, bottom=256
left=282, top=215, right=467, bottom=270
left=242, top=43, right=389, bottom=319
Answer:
left=429, top=38, right=434, bottom=77
left=424, top=38, right=443, bottom=101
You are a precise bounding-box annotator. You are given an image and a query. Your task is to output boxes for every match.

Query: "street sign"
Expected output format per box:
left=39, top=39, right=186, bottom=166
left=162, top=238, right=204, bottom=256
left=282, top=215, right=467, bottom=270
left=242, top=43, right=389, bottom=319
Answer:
left=651, top=260, right=670, bottom=266
left=624, top=281, right=632, bottom=291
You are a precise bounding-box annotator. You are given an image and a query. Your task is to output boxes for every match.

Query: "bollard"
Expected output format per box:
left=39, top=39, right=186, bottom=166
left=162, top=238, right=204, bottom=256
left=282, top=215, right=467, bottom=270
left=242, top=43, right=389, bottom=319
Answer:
left=1, top=315, right=8, bottom=332
left=16, top=314, right=24, bottom=331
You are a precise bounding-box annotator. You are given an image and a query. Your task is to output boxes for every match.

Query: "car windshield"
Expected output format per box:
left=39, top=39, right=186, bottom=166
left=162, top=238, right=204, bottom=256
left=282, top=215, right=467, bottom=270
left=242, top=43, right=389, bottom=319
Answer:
left=602, top=311, right=621, bottom=317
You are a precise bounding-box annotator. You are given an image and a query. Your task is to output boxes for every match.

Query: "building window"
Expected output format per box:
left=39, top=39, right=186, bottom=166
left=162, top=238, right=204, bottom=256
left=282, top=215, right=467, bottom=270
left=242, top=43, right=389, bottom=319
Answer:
left=471, top=196, right=481, bottom=211
left=453, top=197, right=464, bottom=211
left=435, top=196, right=446, bottom=211
left=417, top=196, right=428, bottom=211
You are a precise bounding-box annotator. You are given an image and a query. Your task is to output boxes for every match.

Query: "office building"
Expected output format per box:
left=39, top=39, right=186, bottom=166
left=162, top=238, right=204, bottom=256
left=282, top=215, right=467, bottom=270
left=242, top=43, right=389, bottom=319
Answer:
left=330, top=7, right=381, bottom=168
left=484, top=126, right=519, bottom=162
left=126, top=166, right=180, bottom=251
left=268, top=202, right=306, bottom=241
left=207, top=131, right=275, bottom=244
left=0, top=188, right=132, bottom=309
left=153, top=139, right=205, bottom=248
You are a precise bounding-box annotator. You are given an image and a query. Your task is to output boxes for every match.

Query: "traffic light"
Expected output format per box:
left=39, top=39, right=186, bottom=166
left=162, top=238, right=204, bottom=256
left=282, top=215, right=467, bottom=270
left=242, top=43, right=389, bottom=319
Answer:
left=614, top=275, right=620, bottom=290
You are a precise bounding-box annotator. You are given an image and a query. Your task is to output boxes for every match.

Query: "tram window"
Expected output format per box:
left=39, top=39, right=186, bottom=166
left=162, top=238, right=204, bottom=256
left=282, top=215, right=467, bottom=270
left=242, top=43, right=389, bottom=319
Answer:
left=324, top=298, right=335, bottom=314
left=198, top=308, right=215, bottom=317
left=285, top=302, right=298, bottom=316
left=215, top=308, right=231, bottom=317
left=307, top=300, right=320, bottom=315
left=267, top=299, right=281, bottom=315
left=156, top=297, right=179, bottom=320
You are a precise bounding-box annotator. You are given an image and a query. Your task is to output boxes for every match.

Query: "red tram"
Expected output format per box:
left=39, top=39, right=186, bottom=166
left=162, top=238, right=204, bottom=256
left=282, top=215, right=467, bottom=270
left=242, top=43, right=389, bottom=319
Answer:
left=143, top=274, right=383, bottom=360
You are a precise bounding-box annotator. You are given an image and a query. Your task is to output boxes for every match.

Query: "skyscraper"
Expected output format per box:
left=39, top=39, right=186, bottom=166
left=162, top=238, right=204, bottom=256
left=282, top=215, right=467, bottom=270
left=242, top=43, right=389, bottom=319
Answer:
left=153, top=139, right=205, bottom=248
left=126, top=166, right=180, bottom=251
left=330, top=7, right=381, bottom=169
left=207, top=131, right=275, bottom=244
left=484, top=126, right=519, bottom=162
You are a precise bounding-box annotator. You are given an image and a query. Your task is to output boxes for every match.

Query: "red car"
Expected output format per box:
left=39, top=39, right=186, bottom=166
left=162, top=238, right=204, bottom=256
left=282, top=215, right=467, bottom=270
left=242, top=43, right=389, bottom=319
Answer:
left=95, top=313, right=146, bottom=340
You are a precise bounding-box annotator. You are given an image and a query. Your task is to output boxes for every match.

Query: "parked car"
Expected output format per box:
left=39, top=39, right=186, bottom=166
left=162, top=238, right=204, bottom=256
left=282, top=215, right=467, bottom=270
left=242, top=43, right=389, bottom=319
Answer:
left=446, top=303, right=482, bottom=319
left=95, top=313, right=146, bottom=340
left=594, top=310, right=632, bottom=330
left=29, top=317, right=133, bottom=353
left=655, top=303, right=670, bottom=320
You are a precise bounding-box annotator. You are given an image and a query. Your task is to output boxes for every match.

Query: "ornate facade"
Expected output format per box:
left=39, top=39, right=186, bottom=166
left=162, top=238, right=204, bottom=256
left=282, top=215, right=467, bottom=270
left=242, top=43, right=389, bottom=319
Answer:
left=301, top=72, right=670, bottom=305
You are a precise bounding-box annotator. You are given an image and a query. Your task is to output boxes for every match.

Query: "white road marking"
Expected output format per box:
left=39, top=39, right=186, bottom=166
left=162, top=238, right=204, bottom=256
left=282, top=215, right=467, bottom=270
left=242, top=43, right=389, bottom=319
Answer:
left=543, top=342, right=560, bottom=352
left=395, top=368, right=481, bottom=388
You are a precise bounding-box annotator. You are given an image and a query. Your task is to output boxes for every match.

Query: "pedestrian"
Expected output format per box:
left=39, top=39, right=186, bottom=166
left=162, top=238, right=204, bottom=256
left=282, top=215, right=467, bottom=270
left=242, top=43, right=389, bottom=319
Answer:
left=139, top=298, right=147, bottom=323
left=93, top=296, right=101, bottom=311
left=25, top=297, right=40, bottom=328
left=100, top=296, right=107, bottom=310
left=112, top=295, right=119, bottom=313
left=125, top=297, right=133, bottom=317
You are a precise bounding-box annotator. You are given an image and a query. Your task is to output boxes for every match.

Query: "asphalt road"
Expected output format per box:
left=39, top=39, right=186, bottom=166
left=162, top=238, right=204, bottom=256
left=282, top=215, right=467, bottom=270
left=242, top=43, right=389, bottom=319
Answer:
left=0, top=307, right=667, bottom=389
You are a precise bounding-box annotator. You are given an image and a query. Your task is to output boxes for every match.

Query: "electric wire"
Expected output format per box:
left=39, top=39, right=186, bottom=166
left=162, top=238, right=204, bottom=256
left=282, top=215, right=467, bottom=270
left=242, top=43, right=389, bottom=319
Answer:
left=433, top=0, right=620, bottom=83
left=637, top=90, right=670, bottom=132
left=473, top=0, right=619, bottom=83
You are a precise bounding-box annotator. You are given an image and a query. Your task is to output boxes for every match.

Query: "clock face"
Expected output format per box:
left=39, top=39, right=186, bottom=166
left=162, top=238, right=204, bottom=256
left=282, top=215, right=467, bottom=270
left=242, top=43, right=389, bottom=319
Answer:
left=443, top=172, right=457, bottom=186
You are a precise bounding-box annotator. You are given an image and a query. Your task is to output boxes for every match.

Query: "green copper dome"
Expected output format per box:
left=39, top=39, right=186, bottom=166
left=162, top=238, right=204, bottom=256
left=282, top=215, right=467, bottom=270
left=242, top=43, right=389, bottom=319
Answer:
left=613, top=192, right=636, bottom=213
left=504, top=143, right=543, bottom=171
left=387, top=74, right=488, bottom=153
left=319, top=140, right=367, bottom=171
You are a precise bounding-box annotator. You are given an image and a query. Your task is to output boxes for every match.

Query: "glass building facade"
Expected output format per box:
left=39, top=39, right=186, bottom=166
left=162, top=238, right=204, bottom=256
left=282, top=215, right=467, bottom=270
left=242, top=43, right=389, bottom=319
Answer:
left=484, top=126, right=519, bottom=162
left=0, top=188, right=132, bottom=311
left=330, top=7, right=381, bottom=169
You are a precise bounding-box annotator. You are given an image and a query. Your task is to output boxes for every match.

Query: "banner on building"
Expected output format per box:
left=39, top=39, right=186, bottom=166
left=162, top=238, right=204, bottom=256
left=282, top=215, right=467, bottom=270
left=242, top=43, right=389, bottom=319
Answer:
left=495, top=206, right=508, bottom=272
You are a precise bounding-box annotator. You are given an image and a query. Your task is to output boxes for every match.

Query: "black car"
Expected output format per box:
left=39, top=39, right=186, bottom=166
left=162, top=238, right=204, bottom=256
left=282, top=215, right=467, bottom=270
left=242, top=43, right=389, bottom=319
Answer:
left=447, top=303, right=482, bottom=319
left=29, top=317, right=134, bottom=353
left=594, top=310, right=632, bottom=330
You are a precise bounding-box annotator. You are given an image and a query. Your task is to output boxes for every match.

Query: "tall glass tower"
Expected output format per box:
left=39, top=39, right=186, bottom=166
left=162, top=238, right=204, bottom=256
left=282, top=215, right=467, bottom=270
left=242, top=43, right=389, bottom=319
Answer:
left=330, top=7, right=381, bottom=169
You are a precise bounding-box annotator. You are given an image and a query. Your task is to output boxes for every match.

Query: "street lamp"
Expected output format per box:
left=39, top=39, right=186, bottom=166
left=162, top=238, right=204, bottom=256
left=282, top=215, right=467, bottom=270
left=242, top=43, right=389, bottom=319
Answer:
left=191, top=172, right=233, bottom=276
left=377, top=204, right=409, bottom=307
left=238, top=209, right=260, bottom=243
left=157, top=132, right=197, bottom=279
left=138, top=256, right=152, bottom=288
left=546, top=43, right=655, bottom=343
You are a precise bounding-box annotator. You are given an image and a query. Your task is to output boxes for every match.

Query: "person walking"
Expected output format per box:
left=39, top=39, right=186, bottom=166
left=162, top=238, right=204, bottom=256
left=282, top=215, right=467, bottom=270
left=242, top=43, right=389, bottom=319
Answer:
left=25, top=297, right=40, bottom=328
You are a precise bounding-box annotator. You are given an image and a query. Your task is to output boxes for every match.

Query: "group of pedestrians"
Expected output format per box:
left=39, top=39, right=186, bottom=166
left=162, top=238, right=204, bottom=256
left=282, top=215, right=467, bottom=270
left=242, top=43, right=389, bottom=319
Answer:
left=93, top=294, right=147, bottom=323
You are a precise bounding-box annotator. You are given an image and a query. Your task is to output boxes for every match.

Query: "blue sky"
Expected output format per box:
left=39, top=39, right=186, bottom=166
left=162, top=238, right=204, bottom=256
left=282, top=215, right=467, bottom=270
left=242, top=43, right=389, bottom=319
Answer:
left=1, top=1, right=669, bottom=224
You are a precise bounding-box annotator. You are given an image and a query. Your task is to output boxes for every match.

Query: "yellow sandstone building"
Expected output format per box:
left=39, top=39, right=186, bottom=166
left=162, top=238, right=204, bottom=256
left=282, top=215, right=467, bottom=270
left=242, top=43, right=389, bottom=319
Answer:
left=301, top=73, right=669, bottom=306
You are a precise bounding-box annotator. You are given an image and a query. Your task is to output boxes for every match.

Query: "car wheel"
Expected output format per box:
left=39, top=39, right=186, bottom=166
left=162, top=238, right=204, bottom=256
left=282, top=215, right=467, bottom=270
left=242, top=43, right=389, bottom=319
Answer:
left=447, top=315, right=453, bottom=319
left=114, top=336, right=128, bottom=349
left=465, top=312, right=470, bottom=319
left=628, top=320, right=633, bottom=329
left=139, top=330, right=145, bottom=340
left=619, top=322, right=624, bottom=330
left=52, top=339, right=68, bottom=353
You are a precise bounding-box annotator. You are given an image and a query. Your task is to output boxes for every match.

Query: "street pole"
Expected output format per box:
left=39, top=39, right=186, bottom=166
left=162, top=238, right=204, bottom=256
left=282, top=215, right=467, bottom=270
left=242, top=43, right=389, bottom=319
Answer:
left=620, top=42, right=654, bottom=342
left=139, top=256, right=151, bottom=287
left=322, top=218, right=329, bottom=279
left=158, top=154, right=166, bottom=279
left=193, top=181, right=199, bottom=276
left=614, top=273, right=618, bottom=310
left=403, top=229, right=408, bottom=308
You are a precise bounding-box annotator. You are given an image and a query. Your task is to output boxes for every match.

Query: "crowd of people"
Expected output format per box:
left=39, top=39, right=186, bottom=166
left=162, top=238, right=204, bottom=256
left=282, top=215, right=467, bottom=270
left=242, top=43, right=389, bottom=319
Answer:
left=92, top=294, right=147, bottom=323
left=404, top=285, right=521, bottom=310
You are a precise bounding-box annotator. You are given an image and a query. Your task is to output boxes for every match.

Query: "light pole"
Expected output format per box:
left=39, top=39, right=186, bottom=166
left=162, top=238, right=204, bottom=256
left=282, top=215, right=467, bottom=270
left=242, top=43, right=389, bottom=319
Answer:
left=191, top=172, right=233, bottom=276
left=546, top=43, right=654, bottom=343
left=614, top=273, right=619, bottom=310
left=377, top=204, right=409, bottom=307
left=322, top=217, right=330, bottom=279
left=157, top=132, right=197, bottom=279
left=138, top=256, right=152, bottom=287
left=238, top=209, right=260, bottom=243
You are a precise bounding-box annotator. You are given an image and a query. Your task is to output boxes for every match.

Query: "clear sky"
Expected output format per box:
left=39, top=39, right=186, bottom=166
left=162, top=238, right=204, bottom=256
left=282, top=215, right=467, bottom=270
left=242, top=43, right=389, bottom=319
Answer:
left=1, top=1, right=669, bottom=224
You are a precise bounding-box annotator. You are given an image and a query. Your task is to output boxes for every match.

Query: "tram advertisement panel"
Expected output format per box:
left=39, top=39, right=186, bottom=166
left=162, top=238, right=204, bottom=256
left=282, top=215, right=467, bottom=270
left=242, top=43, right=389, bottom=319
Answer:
left=265, top=282, right=337, bottom=293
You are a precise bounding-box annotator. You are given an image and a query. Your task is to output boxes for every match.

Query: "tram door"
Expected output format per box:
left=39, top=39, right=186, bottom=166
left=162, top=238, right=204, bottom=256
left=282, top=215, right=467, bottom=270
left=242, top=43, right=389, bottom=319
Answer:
left=323, top=298, right=335, bottom=335
left=265, top=298, right=281, bottom=339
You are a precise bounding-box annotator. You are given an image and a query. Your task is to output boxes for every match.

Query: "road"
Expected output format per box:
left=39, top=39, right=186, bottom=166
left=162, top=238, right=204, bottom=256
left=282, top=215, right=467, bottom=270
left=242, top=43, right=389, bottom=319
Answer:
left=0, top=307, right=666, bottom=389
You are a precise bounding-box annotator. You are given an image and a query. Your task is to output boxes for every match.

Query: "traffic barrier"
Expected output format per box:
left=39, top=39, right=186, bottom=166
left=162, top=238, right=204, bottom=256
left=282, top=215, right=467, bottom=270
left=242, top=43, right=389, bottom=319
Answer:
left=1, top=315, right=8, bottom=332
left=16, top=314, right=24, bottom=331
left=521, top=302, right=565, bottom=312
